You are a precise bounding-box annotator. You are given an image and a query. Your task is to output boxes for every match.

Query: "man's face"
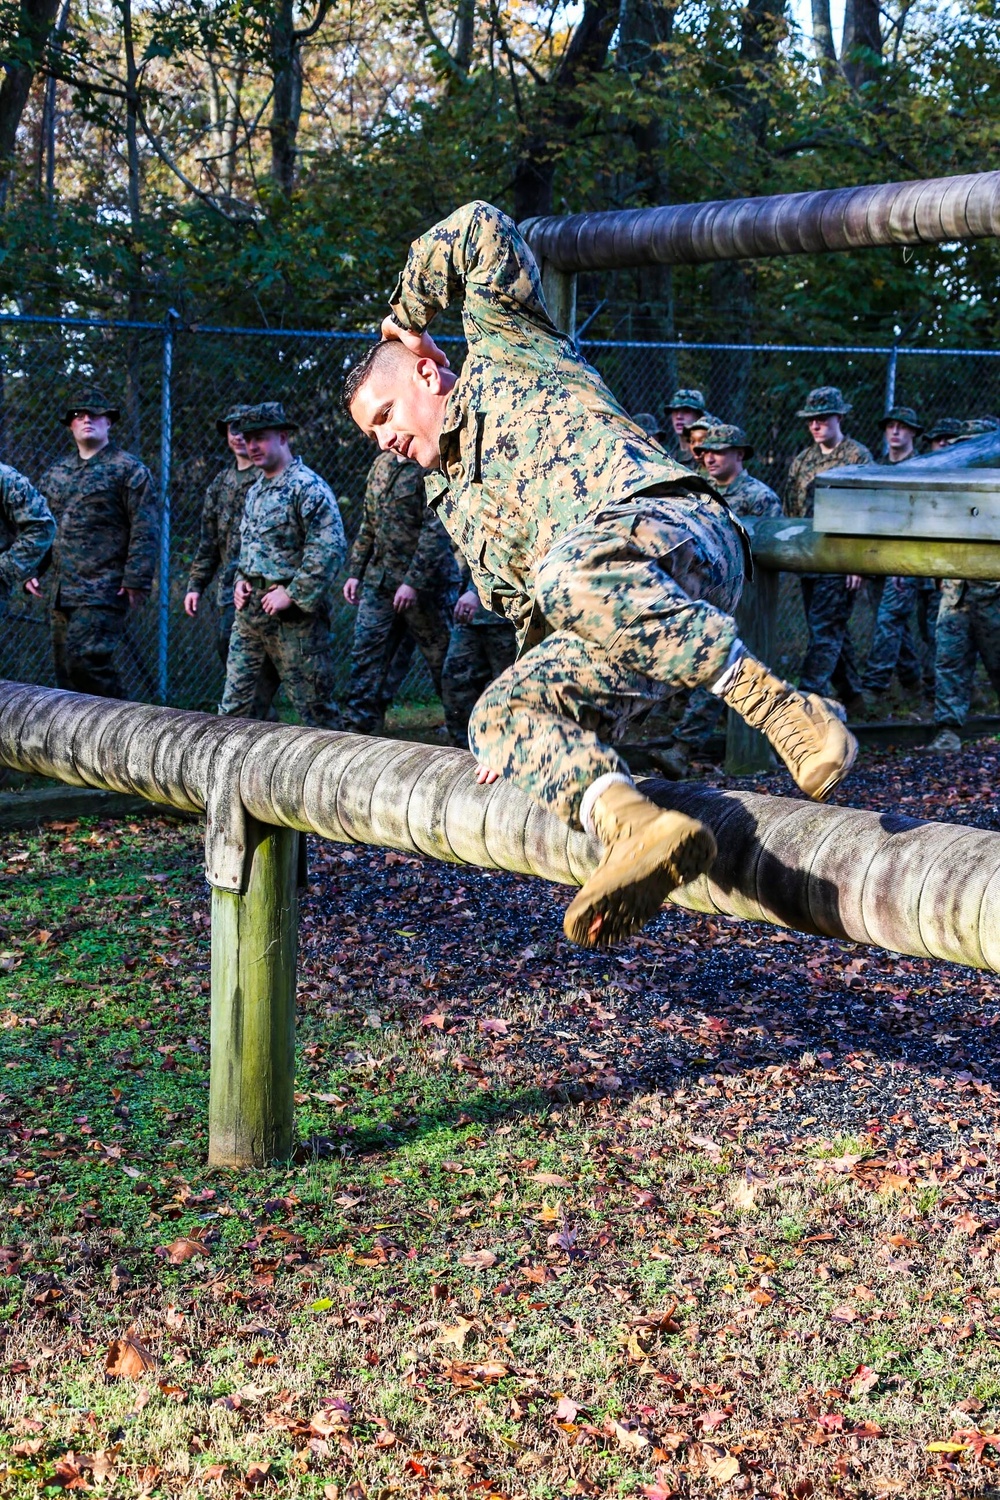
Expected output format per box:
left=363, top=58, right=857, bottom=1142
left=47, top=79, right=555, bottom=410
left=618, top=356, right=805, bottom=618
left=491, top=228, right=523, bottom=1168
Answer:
left=885, top=420, right=916, bottom=457
left=244, top=428, right=288, bottom=469
left=350, top=357, right=452, bottom=470
left=227, top=424, right=249, bottom=459
left=672, top=406, right=702, bottom=438
left=808, top=414, right=842, bottom=447
left=701, top=447, right=744, bottom=484
left=930, top=436, right=958, bottom=452
left=69, top=411, right=111, bottom=446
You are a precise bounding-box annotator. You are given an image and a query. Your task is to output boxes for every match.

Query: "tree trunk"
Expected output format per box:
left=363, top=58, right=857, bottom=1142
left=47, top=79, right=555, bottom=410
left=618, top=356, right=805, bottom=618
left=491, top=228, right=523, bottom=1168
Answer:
left=512, top=0, right=618, bottom=221
left=221, top=58, right=244, bottom=195
left=269, top=0, right=301, bottom=192
left=42, top=0, right=71, bottom=210
left=842, top=0, right=881, bottom=87
left=121, top=0, right=143, bottom=446
left=453, top=0, right=475, bottom=75
left=810, top=0, right=837, bottom=64
left=0, top=0, right=62, bottom=206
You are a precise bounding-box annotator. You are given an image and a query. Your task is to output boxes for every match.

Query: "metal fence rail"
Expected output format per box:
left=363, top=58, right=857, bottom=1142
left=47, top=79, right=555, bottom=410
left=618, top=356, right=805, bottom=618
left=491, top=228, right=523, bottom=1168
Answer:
left=2, top=315, right=998, bottom=716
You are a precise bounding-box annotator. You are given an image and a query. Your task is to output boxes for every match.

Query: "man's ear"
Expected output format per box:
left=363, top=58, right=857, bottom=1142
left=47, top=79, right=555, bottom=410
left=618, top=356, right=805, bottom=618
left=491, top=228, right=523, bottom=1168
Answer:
left=414, top=356, right=453, bottom=395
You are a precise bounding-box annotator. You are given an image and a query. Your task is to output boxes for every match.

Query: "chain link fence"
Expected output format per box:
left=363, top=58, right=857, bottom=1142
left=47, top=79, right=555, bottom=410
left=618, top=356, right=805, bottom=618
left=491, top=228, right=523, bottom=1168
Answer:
left=2, top=315, right=999, bottom=714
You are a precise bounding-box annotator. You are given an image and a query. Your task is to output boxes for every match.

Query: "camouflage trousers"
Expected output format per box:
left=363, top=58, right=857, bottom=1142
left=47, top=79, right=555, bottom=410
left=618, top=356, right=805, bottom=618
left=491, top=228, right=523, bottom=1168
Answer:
left=220, top=590, right=341, bottom=729
left=440, top=619, right=518, bottom=748
left=52, top=604, right=126, bottom=699
left=217, top=598, right=281, bottom=720
left=798, top=574, right=862, bottom=703
left=468, top=495, right=745, bottom=828
left=671, top=686, right=726, bottom=752
left=934, top=579, right=1000, bottom=727
left=343, top=584, right=457, bottom=737
left=862, top=577, right=928, bottom=694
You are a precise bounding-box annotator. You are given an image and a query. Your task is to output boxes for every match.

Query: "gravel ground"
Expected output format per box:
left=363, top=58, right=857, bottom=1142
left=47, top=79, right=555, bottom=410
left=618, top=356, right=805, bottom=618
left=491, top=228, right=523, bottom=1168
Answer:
left=302, top=737, right=1000, bottom=1193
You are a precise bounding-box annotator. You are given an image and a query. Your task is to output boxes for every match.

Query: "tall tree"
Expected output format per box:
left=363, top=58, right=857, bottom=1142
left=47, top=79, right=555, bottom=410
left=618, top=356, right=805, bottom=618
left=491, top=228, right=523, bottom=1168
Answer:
left=0, top=0, right=62, bottom=203
left=268, top=0, right=332, bottom=192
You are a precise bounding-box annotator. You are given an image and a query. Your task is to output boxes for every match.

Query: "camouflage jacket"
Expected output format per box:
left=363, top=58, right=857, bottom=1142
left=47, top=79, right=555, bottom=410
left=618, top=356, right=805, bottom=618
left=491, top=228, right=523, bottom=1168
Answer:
left=237, top=456, right=346, bottom=614
left=0, top=463, right=56, bottom=596
left=784, top=436, right=874, bottom=519
left=40, top=443, right=159, bottom=606
left=457, top=562, right=518, bottom=627
left=389, top=201, right=717, bottom=648
left=186, top=461, right=258, bottom=605
left=717, top=470, right=782, bottom=520
left=347, top=450, right=459, bottom=594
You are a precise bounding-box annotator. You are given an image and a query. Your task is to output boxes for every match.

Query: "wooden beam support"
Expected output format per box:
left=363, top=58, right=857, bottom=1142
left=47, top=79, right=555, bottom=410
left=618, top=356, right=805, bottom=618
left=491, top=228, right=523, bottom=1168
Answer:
left=725, top=567, right=778, bottom=775
left=744, top=518, right=1000, bottom=579
left=540, top=260, right=577, bottom=338
left=209, top=817, right=299, bottom=1168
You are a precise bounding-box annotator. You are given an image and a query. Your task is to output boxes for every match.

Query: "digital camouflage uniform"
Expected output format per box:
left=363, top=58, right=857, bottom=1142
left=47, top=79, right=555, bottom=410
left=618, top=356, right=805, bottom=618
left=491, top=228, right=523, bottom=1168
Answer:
left=0, top=464, right=56, bottom=619
left=672, top=455, right=783, bottom=754
left=40, top=443, right=159, bottom=698
left=785, top=428, right=874, bottom=703
left=933, top=579, right=1000, bottom=728
left=440, top=564, right=518, bottom=748
left=221, top=450, right=346, bottom=728
left=388, top=201, right=747, bottom=828
left=343, top=449, right=460, bottom=736
left=862, top=425, right=929, bottom=695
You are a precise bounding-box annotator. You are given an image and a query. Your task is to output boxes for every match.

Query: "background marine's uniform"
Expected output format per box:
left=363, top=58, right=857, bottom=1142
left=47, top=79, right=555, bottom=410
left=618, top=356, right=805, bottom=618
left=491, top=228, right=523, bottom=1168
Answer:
left=0, top=464, right=55, bottom=620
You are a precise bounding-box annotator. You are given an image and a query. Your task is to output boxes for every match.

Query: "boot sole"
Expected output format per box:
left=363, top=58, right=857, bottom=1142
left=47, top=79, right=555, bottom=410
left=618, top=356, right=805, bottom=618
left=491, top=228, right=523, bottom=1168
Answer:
left=563, top=823, right=717, bottom=950
left=805, top=727, right=859, bottom=802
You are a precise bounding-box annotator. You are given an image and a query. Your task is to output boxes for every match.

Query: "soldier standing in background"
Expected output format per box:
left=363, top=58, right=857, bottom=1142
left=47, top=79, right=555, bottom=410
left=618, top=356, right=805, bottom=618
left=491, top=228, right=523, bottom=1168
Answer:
left=440, top=569, right=518, bottom=749
left=342, top=448, right=459, bottom=737
left=0, top=464, right=55, bottom=621
left=221, top=402, right=345, bottom=727
left=27, top=390, right=159, bottom=699
left=184, top=405, right=279, bottom=716
left=925, top=416, right=1000, bottom=753
left=664, top=388, right=708, bottom=467
left=922, top=417, right=964, bottom=451
left=861, top=406, right=930, bottom=705
left=785, top=386, right=875, bottom=710
left=654, top=424, right=783, bottom=776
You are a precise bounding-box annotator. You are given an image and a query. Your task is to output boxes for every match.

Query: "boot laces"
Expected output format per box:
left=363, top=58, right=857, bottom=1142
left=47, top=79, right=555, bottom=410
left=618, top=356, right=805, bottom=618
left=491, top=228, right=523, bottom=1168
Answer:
left=726, top=677, right=817, bottom=771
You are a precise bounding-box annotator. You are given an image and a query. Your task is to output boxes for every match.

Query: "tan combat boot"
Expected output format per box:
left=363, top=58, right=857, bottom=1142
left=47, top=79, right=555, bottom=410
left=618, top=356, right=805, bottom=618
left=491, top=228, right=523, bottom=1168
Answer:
left=564, top=782, right=716, bottom=949
left=719, top=653, right=858, bottom=801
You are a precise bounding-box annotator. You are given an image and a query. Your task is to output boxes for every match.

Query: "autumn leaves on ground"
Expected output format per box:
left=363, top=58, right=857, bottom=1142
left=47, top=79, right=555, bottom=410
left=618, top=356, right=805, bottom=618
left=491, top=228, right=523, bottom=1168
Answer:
left=3, top=743, right=1000, bottom=1497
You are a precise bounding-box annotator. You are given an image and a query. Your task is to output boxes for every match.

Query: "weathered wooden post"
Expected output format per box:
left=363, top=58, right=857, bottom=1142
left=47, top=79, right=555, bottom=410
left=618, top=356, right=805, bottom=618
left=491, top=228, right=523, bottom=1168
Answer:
left=540, top=261, right=577, bottom=339
left=208, top=817, right=300, bottom=1167
left=725, top=565, right=778, bottom=775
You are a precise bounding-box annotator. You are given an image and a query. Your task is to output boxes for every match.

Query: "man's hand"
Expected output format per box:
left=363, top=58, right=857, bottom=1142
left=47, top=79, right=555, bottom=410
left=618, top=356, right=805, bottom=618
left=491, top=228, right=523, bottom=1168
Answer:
left=184, top=590, right=200, bottom=617
left=261, top=584, right=293, bottom=615
left=393, top=582, right=417, bottom=613
left=475, top=764, right=500, bottom=786
left=24, top=577, right=41, bottom=599
left=343, top=577, right=360, bottom=605
left=380, top=315, right=449, bottom=368
left=234, top=578, right=252, bottom=611
left=846, top=574, right=863, bottom=592
left=117, top=586, right=148, bottom=609
left=454, top=589, right=479, bottom=623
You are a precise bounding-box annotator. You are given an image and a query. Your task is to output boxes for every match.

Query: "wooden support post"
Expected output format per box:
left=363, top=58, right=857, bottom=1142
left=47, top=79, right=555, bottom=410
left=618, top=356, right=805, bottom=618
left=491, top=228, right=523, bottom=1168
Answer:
left=209, top=817, right=299, bottom=1167
left=725, top=567, right=778, bottom=775
left=540, top=261, right=577, bottom=338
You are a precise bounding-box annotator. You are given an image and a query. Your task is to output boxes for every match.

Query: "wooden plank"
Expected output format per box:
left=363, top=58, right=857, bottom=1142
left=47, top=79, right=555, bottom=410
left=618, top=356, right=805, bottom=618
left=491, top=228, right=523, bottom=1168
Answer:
left=743, top=518, right=1000, bottom=578
left=815, top=471, right=1000, bottom=540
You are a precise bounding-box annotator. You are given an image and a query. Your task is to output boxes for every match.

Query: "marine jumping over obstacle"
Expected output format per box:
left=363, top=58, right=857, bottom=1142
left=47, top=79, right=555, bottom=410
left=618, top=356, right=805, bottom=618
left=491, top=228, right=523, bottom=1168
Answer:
left=343, top=201, right=857, bottom=950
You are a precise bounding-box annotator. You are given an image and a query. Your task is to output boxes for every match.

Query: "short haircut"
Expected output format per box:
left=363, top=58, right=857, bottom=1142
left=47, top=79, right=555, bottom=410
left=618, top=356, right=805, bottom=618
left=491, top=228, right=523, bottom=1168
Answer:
left=341, top=340, right=415, bottom=416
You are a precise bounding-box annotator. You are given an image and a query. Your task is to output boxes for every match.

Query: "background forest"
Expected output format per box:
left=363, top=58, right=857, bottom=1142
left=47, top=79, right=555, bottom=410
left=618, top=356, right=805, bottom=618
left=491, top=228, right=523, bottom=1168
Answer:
left=0, top=0, right=998, bottom=345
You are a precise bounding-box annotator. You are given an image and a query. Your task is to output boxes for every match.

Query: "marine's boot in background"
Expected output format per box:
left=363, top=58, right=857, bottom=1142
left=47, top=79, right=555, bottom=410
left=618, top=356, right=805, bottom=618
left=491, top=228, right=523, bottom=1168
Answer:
left=718, top=654, right=858, bottom=801
left=564, top=782, right=716, bottom=950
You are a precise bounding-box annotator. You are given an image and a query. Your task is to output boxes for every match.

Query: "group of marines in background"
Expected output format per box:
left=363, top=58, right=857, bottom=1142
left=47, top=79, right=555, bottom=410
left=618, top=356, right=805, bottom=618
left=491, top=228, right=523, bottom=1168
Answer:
left=0, top=379, right=996, bottom=764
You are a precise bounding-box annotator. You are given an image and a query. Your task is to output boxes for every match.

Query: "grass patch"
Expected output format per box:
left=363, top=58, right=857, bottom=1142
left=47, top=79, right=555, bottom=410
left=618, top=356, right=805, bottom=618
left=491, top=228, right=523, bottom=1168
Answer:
left=1, top=814, right=1000, bottom=1496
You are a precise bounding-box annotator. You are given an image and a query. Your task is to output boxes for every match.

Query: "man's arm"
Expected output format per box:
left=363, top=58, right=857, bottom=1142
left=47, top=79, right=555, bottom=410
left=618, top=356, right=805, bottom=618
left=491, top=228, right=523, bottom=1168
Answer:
left=287, top=483, right=347, bottom=613
left=388, top=200, right=556, bottom=348
left=0, top=470, right=56, bottom=592
left=186, top=473, right=223, bottom=594
left=783, top=452, right=807, bottom=518
left=345, top=478, right=376, bottom=584
left=122, top=463, right=160, bottom=594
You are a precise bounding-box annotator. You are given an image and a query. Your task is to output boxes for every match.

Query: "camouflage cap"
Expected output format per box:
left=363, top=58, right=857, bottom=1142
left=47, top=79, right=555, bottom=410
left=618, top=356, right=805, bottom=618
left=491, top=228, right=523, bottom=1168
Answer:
left=216, top=404, right=251, bottom=437
left=632, top=412, right=663, bottom=436
left=795, top=386, right=852, bottom=418
left=665, top=388, right=707, bottom=414
left=237, top=401, right=299, bottom=434
left=959, top=416, right=1000, bottom=438
left=60, top=388, right=120, bottom=426
left=881, top=405, right=923, bottom=434
left=695, top=422, right=754, bottom=459
left=922, top=417, right=964, bottom=444
left=682, top=411, right=721, bottom=437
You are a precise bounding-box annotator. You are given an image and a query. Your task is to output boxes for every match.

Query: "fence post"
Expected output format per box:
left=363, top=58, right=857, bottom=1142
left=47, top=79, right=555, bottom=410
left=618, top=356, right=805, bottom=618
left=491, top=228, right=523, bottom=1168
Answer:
left=209, top=816, right=300, bottom=1167
left=157, top=309, right=179, bottom=705
left=884, top=345, right=898, bottom=419
left=541, top=262, right=577, bottom=339
left=725, top=566, right=778, bottom=774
